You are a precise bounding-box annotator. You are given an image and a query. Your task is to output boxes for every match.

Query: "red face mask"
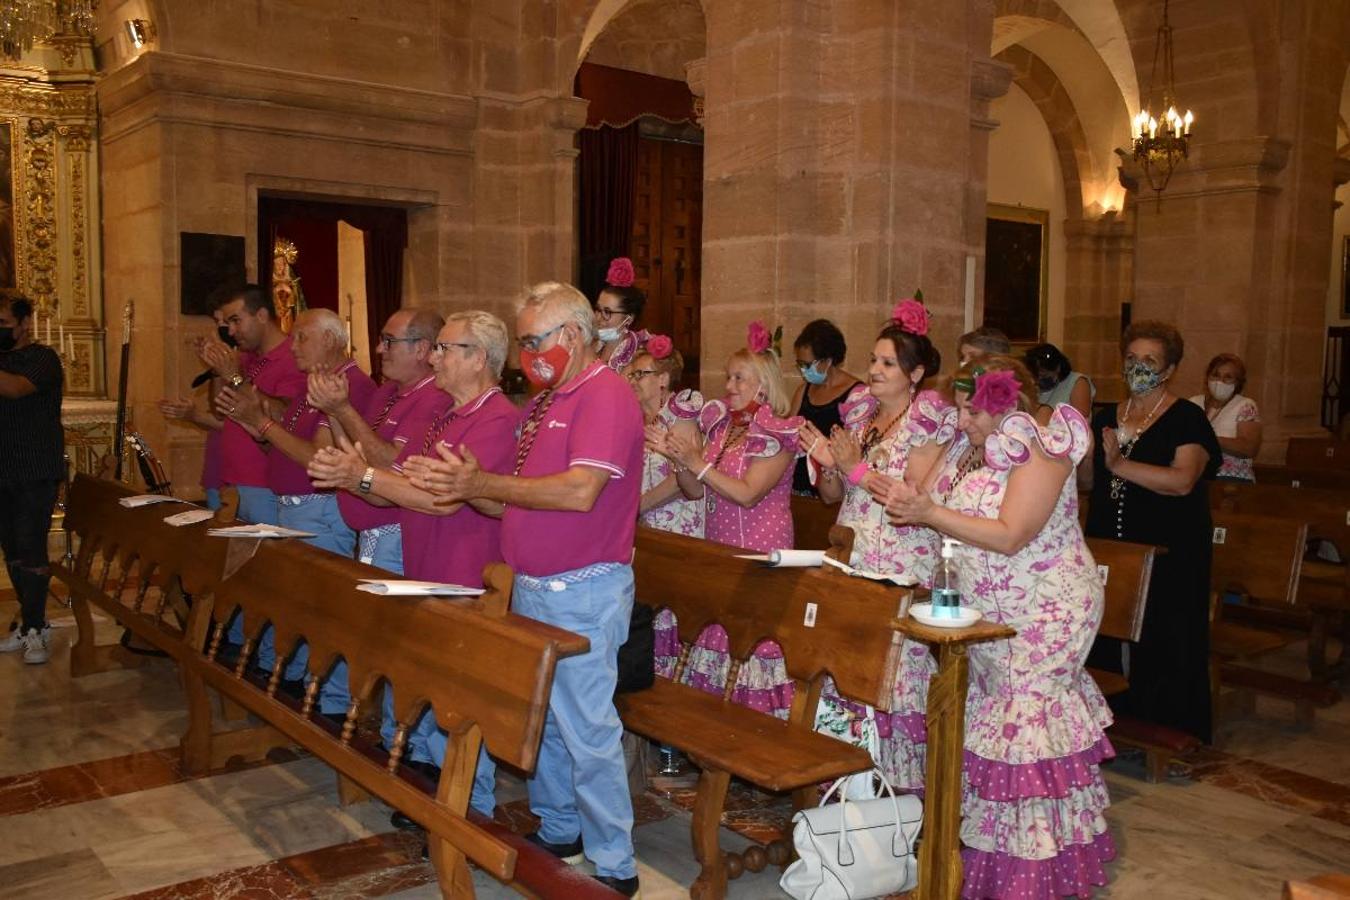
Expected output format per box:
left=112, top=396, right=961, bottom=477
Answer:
left=520, top=343, right=571, bottom=388
left=730, top=399, right=761, bottom=425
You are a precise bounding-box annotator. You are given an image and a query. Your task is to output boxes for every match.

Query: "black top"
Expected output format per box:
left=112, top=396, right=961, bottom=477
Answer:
left=1085, top=398, right=1220, bottom=742
left=792, top=380, right=860, bottom=494
left=0, top=343, right=65, bottom=485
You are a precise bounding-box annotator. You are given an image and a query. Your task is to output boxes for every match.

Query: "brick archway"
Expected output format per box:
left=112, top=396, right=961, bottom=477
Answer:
left=995, top=44, right=1091, bottom=218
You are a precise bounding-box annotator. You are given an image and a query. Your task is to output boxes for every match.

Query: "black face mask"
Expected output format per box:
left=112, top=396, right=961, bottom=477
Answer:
left=217, top=325, right=237, bottom=348
left=0, top=327, right=15, bottom=352
left=1036, top=373, right=1059, bottom=392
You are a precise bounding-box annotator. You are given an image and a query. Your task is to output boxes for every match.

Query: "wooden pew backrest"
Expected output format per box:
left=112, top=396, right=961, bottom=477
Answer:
left=634, top=527, right=904, bottom=709
left=1212, top=481, right=1350, bottom=547
left=1255, top=464, right=1350, bottom=492
left=1084, top=538, right=1158, bottom=643
left=211, top=541, right=587, bottom=774
left=791, top=494, right=840, bottom=551
left=1286, top=437, right=1350, bottom=472
left=1210, top=510, right=1307, bottom=605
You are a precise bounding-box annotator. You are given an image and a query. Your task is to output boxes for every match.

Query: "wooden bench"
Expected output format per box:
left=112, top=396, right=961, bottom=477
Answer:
left=790, top=492, right=841, bottom=550
left=1285, top=436, right=1350, bottom=471
left=621, top=525, right=909, bottom=900
left=1208, top=510, right=1339, bottom=729
left=1211, top=480, right=1350, bottom=679
left=1254, top=464, right=1350, bottom=492
left=55, top=475, right=608, bottom=899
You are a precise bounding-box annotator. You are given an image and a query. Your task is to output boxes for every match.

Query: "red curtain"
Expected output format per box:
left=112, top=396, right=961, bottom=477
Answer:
left=578, top=124, right=639, bottom=302
left=256, top=197, right=407, bottom=372
left=576, top=62, right=696, bottom=128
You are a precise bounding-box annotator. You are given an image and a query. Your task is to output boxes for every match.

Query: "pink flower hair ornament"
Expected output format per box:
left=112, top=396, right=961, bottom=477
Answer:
left=747, top=320, right=773, bottom=354
left=891, top=297, right=929, bottom=336
left=964, top=368, right=1023, bottom=416
left=606, top=257, right=636, bottom=288
left=646, top=334, right=674, bottom=360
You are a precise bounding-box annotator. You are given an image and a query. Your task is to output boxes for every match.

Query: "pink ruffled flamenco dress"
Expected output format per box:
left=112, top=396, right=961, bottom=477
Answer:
left=680, top=400, right=803, bottom=718
left=932, top=404, right=1115, bottom=899
left=813, top=386, right=956, bottom=794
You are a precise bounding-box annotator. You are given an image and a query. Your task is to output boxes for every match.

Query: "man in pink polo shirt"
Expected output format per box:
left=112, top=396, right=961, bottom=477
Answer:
left=201, top=284, right=307, bottom=525
left=405, top=283, right=643, bottom=897
left=309, top=309, right=519, bottom=828
left=217, top=309, right=376, bottom=684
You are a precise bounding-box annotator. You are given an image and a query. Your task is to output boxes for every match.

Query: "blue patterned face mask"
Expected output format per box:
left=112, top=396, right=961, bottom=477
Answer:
left=1123, top=359, right=1166, bottom=395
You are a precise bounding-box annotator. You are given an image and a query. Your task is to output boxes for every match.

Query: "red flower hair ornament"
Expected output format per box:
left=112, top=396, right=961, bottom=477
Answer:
left=747, top=320, right=773, bottom=354
left=646, top=334, right=673, bottom=360
left=891, top=298, right=929, bottom=336
left=967, top=368, right=1022, bottom=416
left=606, top=257, right=636, bottom=288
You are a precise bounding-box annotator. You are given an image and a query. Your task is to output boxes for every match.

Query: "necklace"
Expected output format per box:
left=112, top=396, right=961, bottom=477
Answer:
left=1109, top=392, right=1168, bottom=500
left=860, top=399, right=910, bottom=459
left=943, top=444, right=984, bottom=502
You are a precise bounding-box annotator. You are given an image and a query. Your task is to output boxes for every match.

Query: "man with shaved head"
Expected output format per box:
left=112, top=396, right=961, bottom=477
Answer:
left=217, top=308, right=376, bottom=685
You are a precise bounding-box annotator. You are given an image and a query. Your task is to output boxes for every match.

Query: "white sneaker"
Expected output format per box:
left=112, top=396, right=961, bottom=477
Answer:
left=21, top=628, right=50, bottom=665
left=0, top=628, right=24, bottom=653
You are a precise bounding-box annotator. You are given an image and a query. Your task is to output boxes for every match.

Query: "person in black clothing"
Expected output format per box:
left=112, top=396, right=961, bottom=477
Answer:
left=1084, top=320, right=1220, bottom=744
left=0, top=291, right=65, bottom=665
left=790, top=319, right=861, bottom=496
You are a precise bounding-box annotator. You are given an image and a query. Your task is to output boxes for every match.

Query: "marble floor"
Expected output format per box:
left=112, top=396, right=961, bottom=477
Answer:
left=1, top=589, right=1347, bottom=899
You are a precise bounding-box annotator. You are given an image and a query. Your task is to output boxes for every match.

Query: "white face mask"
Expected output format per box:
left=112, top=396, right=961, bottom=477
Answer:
left=1208, top=380, right=1235, bottom=402
left=597, top=317, right=630, bottom=343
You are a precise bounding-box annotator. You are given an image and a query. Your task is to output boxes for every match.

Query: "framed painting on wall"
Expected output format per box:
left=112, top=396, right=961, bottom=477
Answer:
left=984, top=203, right=1050, bottom=344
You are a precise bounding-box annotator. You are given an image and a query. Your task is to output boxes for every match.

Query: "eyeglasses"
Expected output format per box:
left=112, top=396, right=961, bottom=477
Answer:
left=594, top=306, right=626, bottom=322
left=626, top=368, right=659, bottom=383
left=432, top=341, right=477, bottom=354
left=516, top=324, right=564, bottom=353
left=378, top=334, right=423, bottom=350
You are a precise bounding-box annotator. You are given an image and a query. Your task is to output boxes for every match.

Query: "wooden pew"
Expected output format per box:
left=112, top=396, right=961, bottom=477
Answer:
left=1208, top=510, right=1339, bottom=729
left=790, top=492, right=840, bottom=550
left=1254, top=463, right=1350, bottom=492
left=54, top=475, right=603, bottom=899
left=1078, top=538, right=1202, bottom=782
left=1211, top=480, right=1350, bottom=678
left=1285, top=436, right=1350, bottom=471
left=621, top=526, right=909, bottom=899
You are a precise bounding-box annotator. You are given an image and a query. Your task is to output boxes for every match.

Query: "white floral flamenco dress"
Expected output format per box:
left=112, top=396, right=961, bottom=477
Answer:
left=934, top=404, right=1115, bottom=899
left=813, top=385, right=956, bottom=794
left=645, top=389, right=706, bottom=677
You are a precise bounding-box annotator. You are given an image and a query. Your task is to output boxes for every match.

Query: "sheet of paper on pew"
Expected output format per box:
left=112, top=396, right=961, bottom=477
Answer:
left=734, top=549, right=920, bottom=586
left=206, top=523, right=317, bottom=539
left=163, top=509, right=216, bottom=527
left=118, top=494, right=189, bottom=508
left=355, top=579, right=486, bottom=596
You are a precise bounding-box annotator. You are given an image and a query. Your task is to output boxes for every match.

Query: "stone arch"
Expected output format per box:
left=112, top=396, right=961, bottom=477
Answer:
left=996, top=44, right=1091, bottom=218
left=996, top=0, right=1139, bottom=114
left=558, top=0, right=708, bottom=94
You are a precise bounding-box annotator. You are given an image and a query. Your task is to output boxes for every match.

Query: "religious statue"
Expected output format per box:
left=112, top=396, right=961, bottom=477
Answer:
left=271, top=236, right=306, bottom=334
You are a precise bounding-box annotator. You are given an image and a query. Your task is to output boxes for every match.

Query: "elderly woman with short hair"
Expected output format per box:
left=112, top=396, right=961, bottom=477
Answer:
left=1084, top=320, right=1221, bottom=744
left=1190, top=352, right=1262, bottom=482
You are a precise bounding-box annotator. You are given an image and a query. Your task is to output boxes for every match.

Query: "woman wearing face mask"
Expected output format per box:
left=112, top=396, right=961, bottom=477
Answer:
left=884, top=356, right=1113, bottom=899
left=593, top=257, right=649, bottom=370
left=1084, top=320, right=1221, bottom=745
left=1025, top=342, right=1094, bottom=423
left=650, top=321, right=804, bottom=718
left=799, top=299, right=955, bottom=794
left=790, top=319, right=861, bottom=496
left=1189, top=353, right=1261, bottom=483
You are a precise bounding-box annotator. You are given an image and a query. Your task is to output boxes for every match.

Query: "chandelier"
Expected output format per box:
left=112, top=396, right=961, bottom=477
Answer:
left=1131, top=0, right=1193, bottom=202
left=0, top=0, right=97, bottom=61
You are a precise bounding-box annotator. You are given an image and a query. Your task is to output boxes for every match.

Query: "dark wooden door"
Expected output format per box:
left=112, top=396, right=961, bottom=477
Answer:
left=630, top=138, right=702, bottom=385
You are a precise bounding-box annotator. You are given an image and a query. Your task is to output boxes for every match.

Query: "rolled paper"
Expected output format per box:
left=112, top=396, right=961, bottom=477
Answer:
left=767, top=549, right=826, bottom=567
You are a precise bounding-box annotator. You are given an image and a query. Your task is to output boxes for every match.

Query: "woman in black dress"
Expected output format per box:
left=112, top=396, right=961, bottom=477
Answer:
left=790, top=319, right=861, bottom=496
left=1085, top=320, right=1221, bottom=743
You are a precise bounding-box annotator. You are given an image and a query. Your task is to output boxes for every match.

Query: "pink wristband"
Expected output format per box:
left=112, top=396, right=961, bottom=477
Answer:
left=847, top=461, right=869, bottom=486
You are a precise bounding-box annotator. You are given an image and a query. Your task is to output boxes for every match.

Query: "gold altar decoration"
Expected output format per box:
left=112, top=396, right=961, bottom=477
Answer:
left=0, top=30, right=102, bottom=395
left=272, top=236, right=306, bottom=335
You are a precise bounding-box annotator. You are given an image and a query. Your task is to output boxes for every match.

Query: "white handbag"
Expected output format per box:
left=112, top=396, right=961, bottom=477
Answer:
left=779, top=766, right=924, bottom=899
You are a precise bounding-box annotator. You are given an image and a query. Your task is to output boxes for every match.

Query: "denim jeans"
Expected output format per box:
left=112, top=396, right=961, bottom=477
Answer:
left=204, top=487, right=223, bottom=511
left=255, top=495, right=354, bottom=681
left=320, top=526, right=402, bottom=715
left=226, top=485, right=279, bottom=646
left=512, top=564, right=636, bottom=879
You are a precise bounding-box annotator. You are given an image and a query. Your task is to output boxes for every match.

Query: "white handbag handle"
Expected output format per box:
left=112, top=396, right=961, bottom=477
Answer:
left=818, top=766, right=906, bottom=866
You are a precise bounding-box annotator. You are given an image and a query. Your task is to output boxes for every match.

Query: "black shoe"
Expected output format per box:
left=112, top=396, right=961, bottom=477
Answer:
left=525, top=831, right=585, bottom=865
left=391, top=809, right=422, bottom=831
left=594, top=874, right=640, bottom=897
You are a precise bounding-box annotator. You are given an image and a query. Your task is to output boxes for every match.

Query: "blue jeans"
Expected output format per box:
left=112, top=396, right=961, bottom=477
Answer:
left=226, top=486, right=279, bottom=646
left=513, top=565, right=636, bottom=879
left=319, top=527, right=401, bottom=715
left=255, top=495, right=354, bottom=681
left=204, top=488, right=222, bottom=511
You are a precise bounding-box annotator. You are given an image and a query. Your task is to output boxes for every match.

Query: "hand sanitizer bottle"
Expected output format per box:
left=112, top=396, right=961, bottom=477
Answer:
left=931, top=538, right=961, bottom=619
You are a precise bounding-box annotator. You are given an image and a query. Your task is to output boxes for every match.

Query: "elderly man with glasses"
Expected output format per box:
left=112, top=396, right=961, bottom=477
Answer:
left=308, top=309, right=519, bottom=832
left=402, top=282, right=644, bottom=898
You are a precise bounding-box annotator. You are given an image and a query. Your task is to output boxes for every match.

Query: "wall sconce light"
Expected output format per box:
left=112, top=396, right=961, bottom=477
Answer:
left=125, top=19, right=155, bottom=49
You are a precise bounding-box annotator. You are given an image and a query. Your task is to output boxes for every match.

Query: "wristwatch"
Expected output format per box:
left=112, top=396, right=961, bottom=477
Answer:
left=226, top=374, right=246, bottom=389
left=358, top=466, right=376, bottom=494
